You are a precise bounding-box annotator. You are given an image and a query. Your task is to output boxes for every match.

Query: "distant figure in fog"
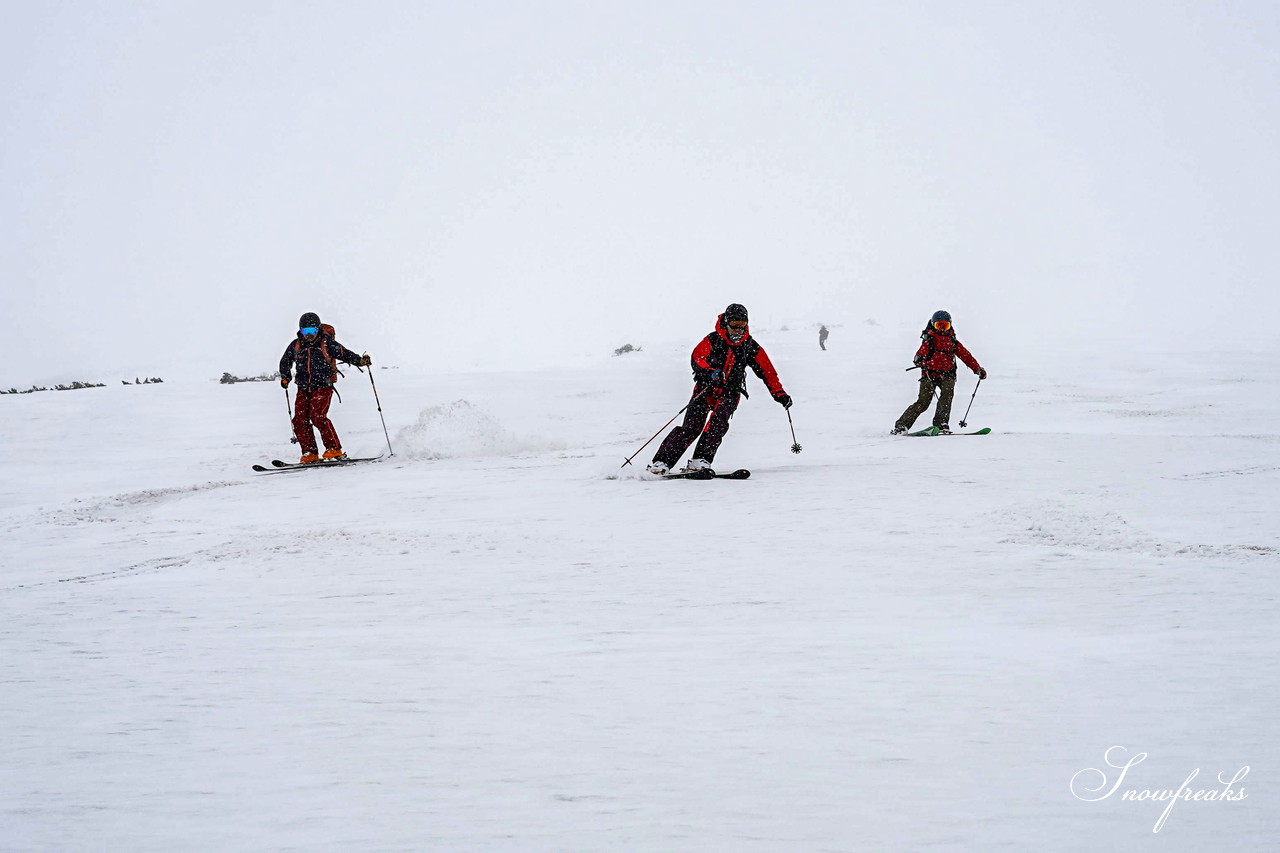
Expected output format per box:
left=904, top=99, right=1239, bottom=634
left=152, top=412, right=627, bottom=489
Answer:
left=818, top=325, right=829, bottom=351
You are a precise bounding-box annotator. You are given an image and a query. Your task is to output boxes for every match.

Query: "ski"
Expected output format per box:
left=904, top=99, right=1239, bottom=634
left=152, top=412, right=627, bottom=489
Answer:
left=659, top=468, right=751, bottom=480
left=253, top=456, right=383, bottom=473
left=901, top=427, right=991, bottom=437
left=272, top=456, right=382, bottom=468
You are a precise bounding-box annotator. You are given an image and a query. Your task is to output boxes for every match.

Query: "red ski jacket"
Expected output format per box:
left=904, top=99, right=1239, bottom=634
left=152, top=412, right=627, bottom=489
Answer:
left=915, top=328, right=982, bottom=377
left=690, top=314, right=786, bottom=401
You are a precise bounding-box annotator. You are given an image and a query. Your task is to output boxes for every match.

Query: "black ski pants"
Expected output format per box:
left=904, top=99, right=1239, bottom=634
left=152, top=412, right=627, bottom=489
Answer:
left=653, top=387, right=740, bottom=468
left=896, top=372, right=956, bottom=430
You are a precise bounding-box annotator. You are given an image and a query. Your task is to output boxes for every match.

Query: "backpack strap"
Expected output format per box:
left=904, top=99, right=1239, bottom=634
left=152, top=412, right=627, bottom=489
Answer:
left=320, top=339, right=339, bottom=384
left=919, top=329, right=944, bottom=379
left=293, top=337, right=341, bottom=385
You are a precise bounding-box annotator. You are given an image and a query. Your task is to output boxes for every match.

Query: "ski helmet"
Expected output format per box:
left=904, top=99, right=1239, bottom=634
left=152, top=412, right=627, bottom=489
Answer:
left=299, top=312, right=321, bottom=329
left=724, top=303, right=749, bottom=324
left=931, top=310, right=951, bottom=323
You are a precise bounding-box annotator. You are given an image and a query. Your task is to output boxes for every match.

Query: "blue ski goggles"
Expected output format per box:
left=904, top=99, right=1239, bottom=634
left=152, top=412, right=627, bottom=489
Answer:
left=299, top=326, right=319, bottom=336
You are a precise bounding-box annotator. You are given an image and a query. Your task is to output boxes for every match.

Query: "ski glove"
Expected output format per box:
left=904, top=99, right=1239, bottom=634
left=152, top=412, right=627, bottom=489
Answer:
left=774, top=393, right=793, bottom=409
left=358, top=354, right=372, bottom=367
left=978, top=368, right=987, bottom=380
left=280, top=378, right=290, bottom=388
left=709, top=370, right=726, bottom=387
left=913, top=354, right=923, bottom=367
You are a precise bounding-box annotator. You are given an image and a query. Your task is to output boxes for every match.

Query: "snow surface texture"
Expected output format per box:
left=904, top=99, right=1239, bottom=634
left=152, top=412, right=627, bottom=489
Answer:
left=1, top=328, right=1276, bottom=852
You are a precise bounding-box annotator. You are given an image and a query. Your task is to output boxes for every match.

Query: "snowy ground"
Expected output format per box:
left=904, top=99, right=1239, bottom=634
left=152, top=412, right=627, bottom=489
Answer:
left=1, top=326, right=1276, bottom=851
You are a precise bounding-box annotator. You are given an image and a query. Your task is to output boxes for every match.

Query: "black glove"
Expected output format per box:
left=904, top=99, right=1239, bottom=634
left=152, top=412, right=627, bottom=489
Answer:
left=359, top=354, right=372, bottom=367
left=978, top=368, right=987, bottom=380
left=709, top=369, right=726, bottom=387
left=280, top=378, right=290, bottom=388
left=775, top=393, right=792, bottom=409
left=913, top=354, right=923, bottom=367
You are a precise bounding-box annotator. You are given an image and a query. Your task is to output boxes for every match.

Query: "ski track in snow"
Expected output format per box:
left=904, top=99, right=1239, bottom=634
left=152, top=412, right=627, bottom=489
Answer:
left=1, top=335, right=1277, bottom=852
left=1003, top=501, right=1278, bottom=559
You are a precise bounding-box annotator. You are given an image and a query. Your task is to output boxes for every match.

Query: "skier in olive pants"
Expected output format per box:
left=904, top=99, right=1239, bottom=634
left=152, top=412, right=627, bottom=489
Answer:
left=893, top=310, right=985, bottom=435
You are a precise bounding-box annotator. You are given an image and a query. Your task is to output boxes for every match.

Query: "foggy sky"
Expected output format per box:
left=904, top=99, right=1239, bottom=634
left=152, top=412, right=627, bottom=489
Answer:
left=3, top=1, right=1278, bottom=385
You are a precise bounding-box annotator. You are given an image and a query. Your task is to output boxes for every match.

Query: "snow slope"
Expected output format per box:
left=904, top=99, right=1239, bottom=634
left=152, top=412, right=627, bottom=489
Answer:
left=1, top=327, right=1276, bottom=852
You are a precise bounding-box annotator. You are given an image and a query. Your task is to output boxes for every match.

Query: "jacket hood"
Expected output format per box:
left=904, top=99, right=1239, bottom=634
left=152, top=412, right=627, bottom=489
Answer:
left=716, top=313, right=751, bottom=345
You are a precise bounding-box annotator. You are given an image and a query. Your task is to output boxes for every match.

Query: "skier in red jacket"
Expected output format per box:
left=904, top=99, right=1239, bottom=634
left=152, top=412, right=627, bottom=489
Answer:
left=892, top=310, right=986, bottom=435
left=648, top=304, right=792, bottom=475
left=279, top=312, right=370, bottom=463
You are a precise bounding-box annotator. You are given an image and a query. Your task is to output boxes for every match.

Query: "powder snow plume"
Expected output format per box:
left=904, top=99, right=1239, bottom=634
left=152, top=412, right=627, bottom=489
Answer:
left=394, top=399, right=563, bottom=460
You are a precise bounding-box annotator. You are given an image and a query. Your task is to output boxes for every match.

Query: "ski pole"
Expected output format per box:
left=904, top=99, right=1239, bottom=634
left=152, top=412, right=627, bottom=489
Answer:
left=364, top=357, right=395, bottom=457
left=958, top=377, right=982, bottom=428
left=786, top=407, right=802, bottom=454
left=621, top=386, right=712, bottom=468
left=284, top=384, right=299, bottom=444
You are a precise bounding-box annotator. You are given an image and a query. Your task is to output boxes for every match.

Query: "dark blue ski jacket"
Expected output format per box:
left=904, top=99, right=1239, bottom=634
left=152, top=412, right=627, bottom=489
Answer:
left=280, top=330, right=363, bottom=391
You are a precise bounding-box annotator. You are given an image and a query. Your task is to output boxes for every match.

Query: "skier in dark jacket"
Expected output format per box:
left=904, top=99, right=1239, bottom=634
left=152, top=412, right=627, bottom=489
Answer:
left=648, top=304, right=792, bottom=475
left=892, top=310, right=986, bottom=435
left=280, top=312, right=370, bottom=463
left=818, top=325, right=829, bottom=350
